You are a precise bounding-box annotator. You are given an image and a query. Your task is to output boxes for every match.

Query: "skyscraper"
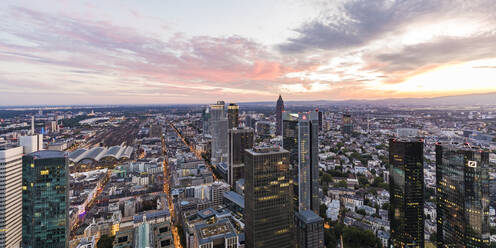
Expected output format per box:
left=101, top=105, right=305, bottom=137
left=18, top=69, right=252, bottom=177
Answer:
left=317, top=109, right=322, bottom=131
left=275, top=95, right=284, bottom=136
left=0, top=146, right=23, bottom=248
left=436, top=144, right=490, bottom=247
left=389, top=138, right=424, bottom=248
left=294, top=210, right=324, bottom=248
left=202, top=107, right=211, bottom=136
left=228, top=127, right=254, bottom=187
left=210, top=101, right=228, bottom=163
left=22, top=150, right=69, bottom=248
left=342, top=114, right=353, bottom=135
left=227, top=103, right=239, bottom=129
left=244, top=146, right=293, bottom=248
left=282, top=111, right=320, bottom=213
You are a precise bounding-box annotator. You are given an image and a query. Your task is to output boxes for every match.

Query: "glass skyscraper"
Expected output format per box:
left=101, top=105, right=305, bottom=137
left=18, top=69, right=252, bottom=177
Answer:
left=389, top=138, right=424, bottom=248
left=22, top=150, right=68, bottom=248
left=227, top=103, right=239, bottom=129
left=275, top=95, right=284, bottom=136
left=244, top=146, right=293, bottom=248
left=210, top=101, right=228, bottom=163
left=228, top=127, right=254, bottom=187
left=282, top=111, right=319, bottom=214
left=436, top=144, right=490, bottom=247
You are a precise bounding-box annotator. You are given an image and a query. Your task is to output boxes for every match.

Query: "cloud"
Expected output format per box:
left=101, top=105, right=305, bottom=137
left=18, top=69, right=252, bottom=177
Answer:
left=0, top=6, right=317, bottom=104
left=278, top=0, right=441, bottom=53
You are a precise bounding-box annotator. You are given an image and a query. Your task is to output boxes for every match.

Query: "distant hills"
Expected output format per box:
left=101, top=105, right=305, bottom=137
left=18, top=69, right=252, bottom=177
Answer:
left=239, top=92, right=496, bottom=107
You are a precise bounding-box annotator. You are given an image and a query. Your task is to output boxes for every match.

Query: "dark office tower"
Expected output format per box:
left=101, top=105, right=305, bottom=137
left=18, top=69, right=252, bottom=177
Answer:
left=282, top=111, right=320, bottom=214
left=342, top=114, right=353, bottom=135
left=294, top=210, right=324, bottom=248
left=228, top=127, right=254, bottom=187
left=227, top=103, right=239, bottom=129
left=244, top=146, right=293, bottom=248
left=202, top=107, right=210, bottom=136
left=436, top=144, right=490, bottom=247
left=389, top=139, right=424, bottom=248
left=22, top=150, right=69, bottom=248
left=317, top=109, right=322, bottom=131
left=275, top=94, right=284, bottom=136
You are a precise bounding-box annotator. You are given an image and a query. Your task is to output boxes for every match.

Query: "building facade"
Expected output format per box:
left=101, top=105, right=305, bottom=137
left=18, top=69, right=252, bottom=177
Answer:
left=389, top=139, right=424, bottom=248
left=227, top=103, right=239, bottom=129
left=22, top=150, right=69, bottom=248
left=342, top=114, right=353, bottom=135
left=244, top=146, right=293, bottom=248
left=275, top=95, right=284, bottom=136
left=0, top=146, right=23, bottom=248
left=228, top=127, right=254, bottom=187
left=210, top=101, right=228, bottom=163
left=282, top=111, right=320, bottom=214
left=294, top=210, right=324, bottom=248
left=436, top=144, right=490, bottom=247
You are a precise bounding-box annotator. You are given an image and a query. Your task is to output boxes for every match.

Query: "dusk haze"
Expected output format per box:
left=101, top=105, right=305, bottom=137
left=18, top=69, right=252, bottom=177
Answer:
left=1, top=0, right=496, bottom=105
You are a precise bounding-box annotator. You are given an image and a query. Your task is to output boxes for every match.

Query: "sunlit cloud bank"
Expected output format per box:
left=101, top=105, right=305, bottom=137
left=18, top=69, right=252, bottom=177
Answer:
left=0, top=0, right=495, bottom=105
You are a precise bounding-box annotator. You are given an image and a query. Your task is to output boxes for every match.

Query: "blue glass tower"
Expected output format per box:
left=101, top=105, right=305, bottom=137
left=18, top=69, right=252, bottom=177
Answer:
left=22, top=150, right=68, bottom=248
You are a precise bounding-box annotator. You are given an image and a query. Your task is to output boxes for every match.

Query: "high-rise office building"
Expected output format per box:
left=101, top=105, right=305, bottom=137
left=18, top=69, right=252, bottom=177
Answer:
left=389, top=138, right=424, bottom=248
left=282, top=111, right=320, bottom=214
left=436, top=144, right=490, bottom=247
left=275, top=95, right=284, bottom=136
left=317, top=110, right=322, bottom=131
left=294, top=210, right=324, bottom=248
left=244, top=146, right=293, bottom=248
left=202, top=107, right=211, bottom=136
left=228, top=128, right=254, bottom=187
left=210, top=101, right=228, bottom=163
left=342, top=114, right=353, bottom=135
left=22, top=150, right=69, bottom=248
left=211, top=181, right=230, bottom=207
left=19, top=134, right=43, bottom=154
left=0, top=146, right=23, bottom=248
left=227, top=103, right=239, bottom=129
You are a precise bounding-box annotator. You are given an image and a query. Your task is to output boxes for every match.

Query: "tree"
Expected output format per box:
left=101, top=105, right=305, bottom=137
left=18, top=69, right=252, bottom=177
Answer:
left=357, top=209, right=367, bottom=216
left=358, top=176, right=368, bottom=186
left=320, top=204, right=327, bottom=219
left=381, top=202, right=389, bottom=210
left=336, top=180, right=348, bottom=188
left=97, top=235, right=114, bottom=248
left=342, top=226, right=382, bottom=248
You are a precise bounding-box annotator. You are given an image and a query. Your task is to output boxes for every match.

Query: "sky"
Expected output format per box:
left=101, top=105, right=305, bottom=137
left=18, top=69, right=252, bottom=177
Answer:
left=1, top=0, right=496, bottom=105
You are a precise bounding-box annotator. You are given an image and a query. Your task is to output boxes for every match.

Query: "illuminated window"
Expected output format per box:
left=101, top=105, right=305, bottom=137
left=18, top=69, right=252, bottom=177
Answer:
left=40, top=170, right=49, bottom=175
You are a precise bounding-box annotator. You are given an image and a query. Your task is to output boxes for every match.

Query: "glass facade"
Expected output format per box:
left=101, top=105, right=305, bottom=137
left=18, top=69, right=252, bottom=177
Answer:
left=228, top=128, right=254, bottom=187
left=22, top=150, right=68, bottom=248
left=282, top=112, right=319, bottom=214
left=436, top=144, right=490, bottom=247
left=227, top=103, right=239, bottom=129
left=275, top=95, right=284, bottom=136
left=244, top=147, right=293, bottom=248
left=389, top=139, right=424, bottom=248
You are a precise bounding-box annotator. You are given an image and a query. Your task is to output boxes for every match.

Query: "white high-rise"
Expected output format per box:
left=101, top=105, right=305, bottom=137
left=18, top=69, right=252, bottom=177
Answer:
left=210, top=101, right=228, bottom=164
left=0, top=146, right=23, bottom=248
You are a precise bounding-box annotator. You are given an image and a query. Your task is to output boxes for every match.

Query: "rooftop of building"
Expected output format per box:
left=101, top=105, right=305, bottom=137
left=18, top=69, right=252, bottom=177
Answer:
left=246, top=145, right=288, bottom=155
left=195, top=219, right=237, bottom=245
left=26, top=150, right=66, bottom=159
left=295, top=210, right=323, bottom=224
left=223, top=191, right=244, bottom=209
left=435, top=142, right=488, bottom=152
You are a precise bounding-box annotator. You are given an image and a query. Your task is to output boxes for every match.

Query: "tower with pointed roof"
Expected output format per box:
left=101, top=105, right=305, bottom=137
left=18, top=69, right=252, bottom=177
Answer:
left=275, top=95, right=284, bottom=136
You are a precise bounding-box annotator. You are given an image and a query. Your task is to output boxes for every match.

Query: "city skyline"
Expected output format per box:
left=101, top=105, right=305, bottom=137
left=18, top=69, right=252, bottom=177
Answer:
left=1, top=0, right=496, bottom=105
